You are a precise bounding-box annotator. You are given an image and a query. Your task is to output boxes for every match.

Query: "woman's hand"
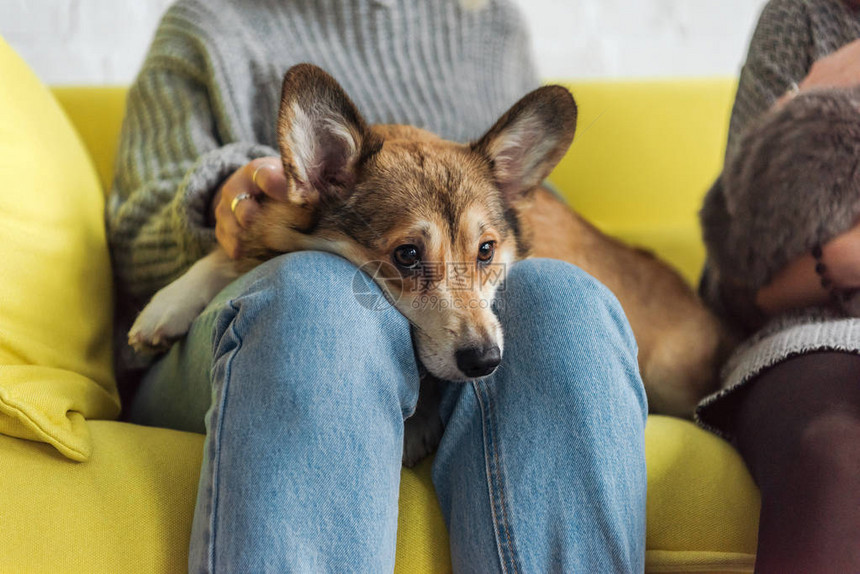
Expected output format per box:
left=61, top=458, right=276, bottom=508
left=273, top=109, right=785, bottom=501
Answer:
left=210, top=157, right=289, bottom=259
left=799, top=38, right=860, bottom=91
left=756, top=218, right=860, bottom=315
left=821, top=219, right=860, bottom=289
left=774, top=39, right=860, bottom=108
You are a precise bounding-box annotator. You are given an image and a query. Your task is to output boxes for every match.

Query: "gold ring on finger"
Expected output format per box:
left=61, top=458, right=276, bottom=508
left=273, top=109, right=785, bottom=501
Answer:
left=252, top=164, right=269, bottom=190
left=230, top=192, right=253, bottom=215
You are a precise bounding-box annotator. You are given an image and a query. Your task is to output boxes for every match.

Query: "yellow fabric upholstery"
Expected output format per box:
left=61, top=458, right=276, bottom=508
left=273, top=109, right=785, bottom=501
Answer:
left=396, top=459, right=453, bottom=570
left=0, top=416, right=757, bottom=573
left=0, top=421, right=202, bottom=573
left=50, top=86, right=128, bottom=195
left=0, top=39, right=119, bottom=462
left=548, top=78, right=736, bottom=285
left=645, top=417, right=759, bottom=572
left=0, top=80, right=762, bottom=573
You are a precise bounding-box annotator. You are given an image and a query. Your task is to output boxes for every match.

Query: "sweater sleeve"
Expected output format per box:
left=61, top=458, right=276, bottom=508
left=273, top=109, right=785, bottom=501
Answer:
left=106, top=38, right=277, bottom=303
left=698, top=0, right=813, bottom=332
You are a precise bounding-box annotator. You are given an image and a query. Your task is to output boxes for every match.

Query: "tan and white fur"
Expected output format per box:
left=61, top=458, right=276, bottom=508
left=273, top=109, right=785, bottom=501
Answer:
left=130, top=64, right=729, bottom=465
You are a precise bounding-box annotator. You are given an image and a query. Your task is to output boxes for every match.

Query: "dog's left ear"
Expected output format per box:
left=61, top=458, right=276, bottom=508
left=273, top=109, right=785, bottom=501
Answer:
left=277, top=64, right=382, bottom=205
left=472, top=86, right=577, bottom=202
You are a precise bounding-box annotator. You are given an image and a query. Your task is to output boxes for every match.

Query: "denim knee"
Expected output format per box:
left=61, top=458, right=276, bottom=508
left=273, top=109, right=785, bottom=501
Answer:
left=240, top=251, right=365, bottom=309
left=498, top=257, right=647, bottom=418
left=226, top=250, right=404, bottom=336
left=212, top=251, right=419, bottom=420
left=503, top=258, right=636, bottom=348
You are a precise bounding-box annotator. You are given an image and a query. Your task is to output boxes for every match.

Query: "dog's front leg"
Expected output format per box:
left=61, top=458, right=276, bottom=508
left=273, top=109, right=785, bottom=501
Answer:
left=129, top=249, right=241, bottom=353
left=403, top=375, right=444, bottom=467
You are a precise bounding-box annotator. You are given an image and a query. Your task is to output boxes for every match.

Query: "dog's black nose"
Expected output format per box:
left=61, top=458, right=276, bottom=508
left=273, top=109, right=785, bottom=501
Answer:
left=456, top=345, right=501, bottom=378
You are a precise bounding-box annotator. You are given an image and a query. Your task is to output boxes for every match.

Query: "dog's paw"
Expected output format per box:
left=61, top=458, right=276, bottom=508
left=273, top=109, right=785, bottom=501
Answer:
left=128, top=285, right=206, bottom=354
left=127, top=326, right=174, bottom=356
left=402, top=409, right=444, bottom=468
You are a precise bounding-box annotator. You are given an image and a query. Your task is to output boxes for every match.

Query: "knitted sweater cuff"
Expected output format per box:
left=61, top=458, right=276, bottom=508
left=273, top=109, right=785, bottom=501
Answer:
left=172, top=142, right=280, bottom=263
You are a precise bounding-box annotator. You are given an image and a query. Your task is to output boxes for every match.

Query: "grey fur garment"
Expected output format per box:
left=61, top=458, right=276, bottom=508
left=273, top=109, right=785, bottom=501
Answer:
left=718, top=87, right=860, bottom=300
left=684, top=0, right=860, bottom=438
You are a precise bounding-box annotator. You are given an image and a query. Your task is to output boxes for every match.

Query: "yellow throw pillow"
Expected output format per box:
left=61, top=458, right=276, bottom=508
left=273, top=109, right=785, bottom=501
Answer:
left=0, top=37, right=120, bottom=461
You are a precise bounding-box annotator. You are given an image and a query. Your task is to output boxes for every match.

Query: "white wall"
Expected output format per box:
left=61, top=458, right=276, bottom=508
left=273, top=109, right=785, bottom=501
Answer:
left=0, top=0, right=765, bottom=85
left=519, top=0, right=764, bottom=79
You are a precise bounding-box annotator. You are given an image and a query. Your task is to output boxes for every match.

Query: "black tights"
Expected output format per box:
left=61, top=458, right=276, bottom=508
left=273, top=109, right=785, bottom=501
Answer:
left=731, top=352, right=860, bottom=573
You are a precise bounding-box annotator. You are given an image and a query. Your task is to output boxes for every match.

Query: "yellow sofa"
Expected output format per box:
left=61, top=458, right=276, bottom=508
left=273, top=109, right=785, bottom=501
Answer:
left=0, top=79, right=761, bottom=573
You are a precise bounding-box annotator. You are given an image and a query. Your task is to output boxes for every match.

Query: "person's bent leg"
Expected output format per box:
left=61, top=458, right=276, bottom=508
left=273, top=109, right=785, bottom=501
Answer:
left=135, top=252, right=421, bottom=573
left=733, top=352, right=860, bottom=574
left=432, top=258, right=647, bottom=573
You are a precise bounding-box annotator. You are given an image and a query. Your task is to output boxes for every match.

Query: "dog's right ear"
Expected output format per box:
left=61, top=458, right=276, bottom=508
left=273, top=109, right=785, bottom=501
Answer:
left=277, top=64, right=381, bottom=205
left=472, top=86, right=577, bottom=203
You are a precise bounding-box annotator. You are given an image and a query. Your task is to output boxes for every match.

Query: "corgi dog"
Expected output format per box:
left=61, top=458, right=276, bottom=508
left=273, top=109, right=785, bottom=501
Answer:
left=130, top=64, right=728, bottom=464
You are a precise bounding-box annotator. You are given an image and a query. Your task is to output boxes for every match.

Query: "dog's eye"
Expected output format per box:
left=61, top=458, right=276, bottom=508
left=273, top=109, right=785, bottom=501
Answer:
left=477, top=241, right=495, bottom=263
left=393, top=244, right=421, bottom=269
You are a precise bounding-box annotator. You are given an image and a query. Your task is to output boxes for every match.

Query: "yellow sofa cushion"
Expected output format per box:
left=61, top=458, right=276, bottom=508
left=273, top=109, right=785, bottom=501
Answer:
left=645, top=417, right=758, bottom=573
left=0, top=421, right=203, bottom=573
left=0, top=38, right=119, bottom=461
left=0, top=420, right=451, bottom=573
left=0, top=417, right=757, bottom=573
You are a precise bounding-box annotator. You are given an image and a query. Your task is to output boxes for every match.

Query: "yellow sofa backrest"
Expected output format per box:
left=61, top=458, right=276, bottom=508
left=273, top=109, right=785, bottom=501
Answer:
left=52, top=80, right=736, bottom=284
left=550, top=79, right=736, bottom=284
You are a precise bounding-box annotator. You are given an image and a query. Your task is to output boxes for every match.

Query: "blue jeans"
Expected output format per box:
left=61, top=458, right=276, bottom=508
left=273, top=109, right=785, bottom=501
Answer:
left=129, top=252, right=647, bottom=573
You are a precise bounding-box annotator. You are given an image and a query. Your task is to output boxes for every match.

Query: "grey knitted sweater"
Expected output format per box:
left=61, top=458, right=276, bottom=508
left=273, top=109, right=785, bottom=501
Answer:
left=697, top=0, right=860, bottom=435
left=106, top=0, right=538, bottom=374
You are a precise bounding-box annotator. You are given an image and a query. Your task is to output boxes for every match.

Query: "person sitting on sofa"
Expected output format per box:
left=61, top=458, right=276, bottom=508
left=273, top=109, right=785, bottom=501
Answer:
left=106, top=0, right=648, bottom=571
left=698, top=0, right=860, bottom=571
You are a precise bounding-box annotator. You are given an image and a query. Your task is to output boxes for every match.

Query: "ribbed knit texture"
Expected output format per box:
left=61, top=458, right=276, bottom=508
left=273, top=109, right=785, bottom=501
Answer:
left=107, top=0, right=538, bottom=304
left=696, top=0, right=860, bottom=437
